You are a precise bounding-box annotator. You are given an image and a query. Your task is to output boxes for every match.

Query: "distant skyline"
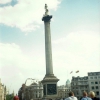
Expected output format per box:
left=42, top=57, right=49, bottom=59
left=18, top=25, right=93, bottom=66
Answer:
left=0, top=0, right=100, bottom=94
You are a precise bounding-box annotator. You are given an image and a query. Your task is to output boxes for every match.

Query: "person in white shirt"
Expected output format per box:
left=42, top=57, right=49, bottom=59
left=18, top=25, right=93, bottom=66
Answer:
left=65, top=91, right=78, bottom=100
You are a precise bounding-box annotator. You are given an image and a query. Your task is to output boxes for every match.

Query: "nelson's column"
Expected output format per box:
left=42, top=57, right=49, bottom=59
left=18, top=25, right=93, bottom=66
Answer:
left=41, top=4, right=59, bottom=99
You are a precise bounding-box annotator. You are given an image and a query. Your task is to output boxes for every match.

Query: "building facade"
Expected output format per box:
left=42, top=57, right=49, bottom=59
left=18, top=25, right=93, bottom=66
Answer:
left=24, top=81, right=43, bottom=100
left=58, top=85, right=67, bottom=99
left=71, top=76, right=89, bottom=99
left=23, top=80, right=71, bottom=100
left=65, top=79, right=71, bottom=97
left=0, top=79, right=6, bottom=100
left=71, top=72, right=100, bottom=99
left=88, top=72, right=100, bottom=98
left=57, top=79, right=71, bottom=99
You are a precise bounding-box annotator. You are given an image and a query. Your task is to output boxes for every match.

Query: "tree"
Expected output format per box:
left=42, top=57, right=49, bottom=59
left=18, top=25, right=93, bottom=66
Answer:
left=6, top=94, right=14, bottom=100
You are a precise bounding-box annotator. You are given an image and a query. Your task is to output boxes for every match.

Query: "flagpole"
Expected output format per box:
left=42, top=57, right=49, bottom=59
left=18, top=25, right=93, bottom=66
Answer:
left=70, top=71, right=73, bottom=82
left=67, top=70, right=69, bottom=79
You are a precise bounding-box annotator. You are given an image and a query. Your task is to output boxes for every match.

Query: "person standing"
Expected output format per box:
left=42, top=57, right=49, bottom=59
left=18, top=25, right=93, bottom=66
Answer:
left=81, top=91, right=92, bottom=100
left=13, top=94, right=19, bottom=100
left=65, top=91, right=78, bottom=100
left=89, top=91, right=100, bottom=100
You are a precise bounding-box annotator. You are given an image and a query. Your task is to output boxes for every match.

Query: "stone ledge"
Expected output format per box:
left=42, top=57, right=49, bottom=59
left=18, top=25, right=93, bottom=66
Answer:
left=41, top=74, right=59, bottom=83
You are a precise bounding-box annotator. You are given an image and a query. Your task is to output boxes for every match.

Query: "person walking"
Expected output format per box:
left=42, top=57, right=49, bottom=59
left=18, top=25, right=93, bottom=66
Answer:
left=81, top=91, right=92, bottom=100
left=65, top=91, right=78, bottom=100
left=89, top=91, right=100, bottom=100
left=13, top=94, right=19, bottom=100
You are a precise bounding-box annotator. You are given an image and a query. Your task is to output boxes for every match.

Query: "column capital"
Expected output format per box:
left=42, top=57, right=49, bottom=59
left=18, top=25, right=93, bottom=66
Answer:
left=42, top=15, right=52, bottom=22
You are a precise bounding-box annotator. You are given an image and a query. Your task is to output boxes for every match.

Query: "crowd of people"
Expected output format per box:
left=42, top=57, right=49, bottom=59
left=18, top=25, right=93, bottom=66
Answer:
left=65, top=91, right=100, bottom=100
left=13, top=91, right=100, bottom=100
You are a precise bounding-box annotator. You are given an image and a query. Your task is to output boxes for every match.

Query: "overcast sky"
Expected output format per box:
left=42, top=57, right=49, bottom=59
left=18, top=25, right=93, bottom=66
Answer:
left=0, top=0, right=100, bottom=94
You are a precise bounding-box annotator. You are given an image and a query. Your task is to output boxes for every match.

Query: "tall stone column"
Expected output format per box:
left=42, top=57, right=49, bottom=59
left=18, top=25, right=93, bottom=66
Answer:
left=41, top=4, right=59, bottom=99
left=43, top=12, right=53, bottom=76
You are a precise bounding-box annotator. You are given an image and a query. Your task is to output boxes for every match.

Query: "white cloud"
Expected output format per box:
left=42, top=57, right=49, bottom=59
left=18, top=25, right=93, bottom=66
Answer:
left=0, top=0, right=61, bottom=32
left=0, top=0, right=11, bottom=4
left=52, top=31, right=100, bottom=84
left=0, top=30, right=100, bottom=93
left=0, top=43, right=45, bottom=94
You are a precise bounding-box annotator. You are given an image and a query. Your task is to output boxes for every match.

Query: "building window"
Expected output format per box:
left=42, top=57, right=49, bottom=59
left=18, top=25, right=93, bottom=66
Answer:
left=95, top=82, right=98, bottom=84
left=91, top=86, right=94, bottom=89
left=98, top=76, right=100, bottom=78
left=95, top=73, right=98, bottom=75
left=81, top=90, right=84, bottom=92
left=91, top=82, right=94, bottom=84
left=96, top=91, right=99, bottom=95
left=95, top=77, right=97, bottom=79
left=90, top=77, right=93, bottom=79
left=96, top=86, right=98, bottom=89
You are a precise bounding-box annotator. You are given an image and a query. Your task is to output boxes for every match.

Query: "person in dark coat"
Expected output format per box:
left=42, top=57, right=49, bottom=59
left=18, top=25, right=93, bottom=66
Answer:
left=18, top=87, right=22, bottom=100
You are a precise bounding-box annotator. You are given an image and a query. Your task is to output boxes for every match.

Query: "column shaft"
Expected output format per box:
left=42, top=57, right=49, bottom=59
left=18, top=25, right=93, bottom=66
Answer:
left=44, top=21, right=53, bottom=75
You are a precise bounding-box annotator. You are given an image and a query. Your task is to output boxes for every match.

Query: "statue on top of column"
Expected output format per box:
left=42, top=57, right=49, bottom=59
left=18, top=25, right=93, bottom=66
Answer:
left=44, top=4, right=49, bottom=16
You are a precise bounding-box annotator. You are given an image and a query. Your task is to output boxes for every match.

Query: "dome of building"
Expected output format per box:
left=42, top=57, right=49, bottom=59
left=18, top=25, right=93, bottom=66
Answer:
left=31, top=82, right=37, bottom=85
left=66, top=79, right=70, bottom=85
